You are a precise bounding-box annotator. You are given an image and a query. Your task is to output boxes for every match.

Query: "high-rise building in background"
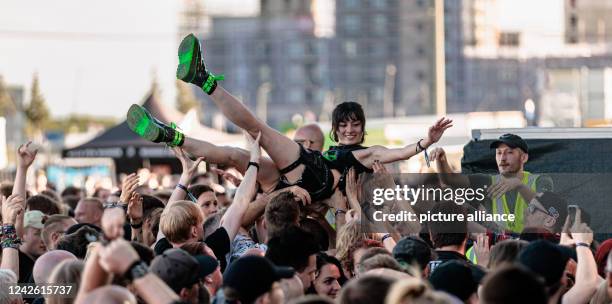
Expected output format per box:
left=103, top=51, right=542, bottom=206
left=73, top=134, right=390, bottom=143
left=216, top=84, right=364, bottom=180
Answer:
left=188, top=0, right=612, bottom=129
left=565, top=0, right=612, bottom=44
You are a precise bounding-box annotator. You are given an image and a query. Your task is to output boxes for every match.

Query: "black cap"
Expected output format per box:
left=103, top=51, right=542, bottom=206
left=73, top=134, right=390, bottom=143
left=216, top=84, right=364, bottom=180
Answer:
left=518, top=240, right=570, bottom=287
left=429, top=260, right=478, bottom=301
left=490, top=133, right=528, bottom=153
left=150, top=248, right=219, bottom=293
left=392, top=236, right=434, bottom=270
left=223, top=256, right=295, bottom=303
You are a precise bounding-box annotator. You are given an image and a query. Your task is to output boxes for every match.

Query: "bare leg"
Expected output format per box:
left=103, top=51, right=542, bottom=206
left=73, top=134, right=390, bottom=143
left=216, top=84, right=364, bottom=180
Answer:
left=209, top=87, right=304, bottom=182
left=182, top=137, right=280, bottom=192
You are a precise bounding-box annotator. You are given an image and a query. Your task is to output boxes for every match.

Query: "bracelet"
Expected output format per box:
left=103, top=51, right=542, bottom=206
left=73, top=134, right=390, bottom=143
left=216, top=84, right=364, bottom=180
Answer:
left=416, top=139, right=431, bottom=168
left=248, top=162, right=260, bottom=170
left=176, top=183, right=198, bottom=203
left=382, top=234, right=393, bottom=242
left=575, top=242, right=590, bottom=248
left=335, top=209, right=347, bottom=217
left=130, top=221, right=143, bottom=229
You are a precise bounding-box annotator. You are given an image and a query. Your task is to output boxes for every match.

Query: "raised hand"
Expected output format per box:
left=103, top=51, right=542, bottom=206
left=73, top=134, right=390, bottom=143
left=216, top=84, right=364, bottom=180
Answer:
left=372, top=160, right=388, bottom=174
left=429, top=147, right=447, bottom=162
left=345, top=167, right=361, bottom=204
left=17, top=141, right=39, bottom=169
left=1, top=194, right=24, bottom=225
left=473, top=233, right=490, bottom=267
left=101, top=207, right=126, bottom=241
left=487, top=176, right=523, bottom=199
left=98, top=239, right=139, bottom=275
left=211, top=168, right=242, bottom=187
left=427, top=118, right=453, bottom=145
left=172, top=147, right=205, bottom=178
left=281, top=185, right=311, bottom=206
left=246, top=131, right=262, bottom=162
left=120, top=173, right=140, bottom=204
left=127, top=193, right=143, bottom=225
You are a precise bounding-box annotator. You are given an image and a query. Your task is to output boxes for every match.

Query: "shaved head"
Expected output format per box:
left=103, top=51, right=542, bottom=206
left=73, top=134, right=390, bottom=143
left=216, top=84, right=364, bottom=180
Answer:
left=33, top=250, right=77, bottom=283
left=295, top=124, right=325, bottom=152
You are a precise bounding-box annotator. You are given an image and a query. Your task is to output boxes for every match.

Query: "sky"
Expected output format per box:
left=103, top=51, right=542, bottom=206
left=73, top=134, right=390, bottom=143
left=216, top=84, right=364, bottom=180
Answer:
left=0, top=0, right=563, bottom=119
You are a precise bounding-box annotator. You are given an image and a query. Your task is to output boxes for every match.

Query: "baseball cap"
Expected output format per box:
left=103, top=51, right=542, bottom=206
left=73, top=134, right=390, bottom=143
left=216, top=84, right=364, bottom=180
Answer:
left=223, top=255, right=295, bottom=303
left=150, top=248, right=219, bottom=293
left=490, top=133, right=528, bottom=153
left=392, top=236, right=434, bottom=270
left=518, top=240, right=570, bottom=287
left=24, top=210, right=46, bottom=229
left=65, top=223, right=102, bottom=235
left=429, top=260, right=478, bottom=301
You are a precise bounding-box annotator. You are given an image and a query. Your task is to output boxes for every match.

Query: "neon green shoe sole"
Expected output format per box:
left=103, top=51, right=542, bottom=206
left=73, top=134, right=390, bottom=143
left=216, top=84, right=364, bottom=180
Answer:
left=177, top=34, right=201, bottom=82
left=127, top=104, right=160, bottom=142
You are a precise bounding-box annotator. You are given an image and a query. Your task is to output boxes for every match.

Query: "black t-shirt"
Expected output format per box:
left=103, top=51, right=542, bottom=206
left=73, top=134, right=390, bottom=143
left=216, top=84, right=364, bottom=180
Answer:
left=154, top=227, right=231, bottom=271
left=18, top=249, right=36, bottom=283
left=324, top=144, right=373, bottom=192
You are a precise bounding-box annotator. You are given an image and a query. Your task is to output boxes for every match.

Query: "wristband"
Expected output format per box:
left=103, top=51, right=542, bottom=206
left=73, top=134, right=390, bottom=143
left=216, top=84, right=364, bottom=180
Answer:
left=382, top=234, right=393, bottom=242
left=177, top=183, right=198, bottom=203
left=575, top=242, right=590, bottom=248
left=417, top=139, right=431, bottom=168
left=130, top=221, right=143, bottom=229
left=335, top=209, right=347, bottom=217
left=248, top=162, right=260, bottom=170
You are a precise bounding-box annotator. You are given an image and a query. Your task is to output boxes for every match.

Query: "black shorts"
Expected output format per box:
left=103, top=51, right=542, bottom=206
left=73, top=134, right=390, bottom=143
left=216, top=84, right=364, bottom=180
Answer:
left=275, top=145, right=335, bottom=201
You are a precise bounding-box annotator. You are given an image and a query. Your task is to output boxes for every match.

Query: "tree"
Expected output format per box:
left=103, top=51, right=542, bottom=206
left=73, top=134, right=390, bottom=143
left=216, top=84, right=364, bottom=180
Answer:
left=25, top=74, right=50, bottom=131
left=0, top=76, right=16, bottom=116
left=176, top=79, right=198, bottom=114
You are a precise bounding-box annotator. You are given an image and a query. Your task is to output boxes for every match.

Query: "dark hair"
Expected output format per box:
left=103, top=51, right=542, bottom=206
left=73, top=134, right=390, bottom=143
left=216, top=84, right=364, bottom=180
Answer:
left=265, top=226, right=319, bottom=273
left=481, top=265, right=547, bottom=304
left=61, top=186, right=82, bottom=198
left=300, top=218, right=329, bottom=251
left=26, top=194, right=62, bottom=215
left=144, top=208, right=163, bottom=238
left=338, top=274, right=395, bottom=304
left=330, top=102, right=366, bottom=144
left=265, top=192, right=300, bottom=239
left=62, top=195, right=81, bottom=211
left=141, top=194, right=165, bottom=214
left=306, top=252, right=348, bottom=295
left=428, top=202, right=468, bottom=249
left=131, top=242, right=154, bottom=265
left=189, top=184, right=215, bottom=199
left=0, top=182, right=13, bottom=198
left=56, top=226, right=101, bottom=259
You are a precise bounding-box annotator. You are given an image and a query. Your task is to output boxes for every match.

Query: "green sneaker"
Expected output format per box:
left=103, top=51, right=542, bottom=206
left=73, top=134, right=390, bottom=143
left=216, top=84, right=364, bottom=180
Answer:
left=177, top=33, right=224, bottom=95
left=126, top=104, right=184, bottom=147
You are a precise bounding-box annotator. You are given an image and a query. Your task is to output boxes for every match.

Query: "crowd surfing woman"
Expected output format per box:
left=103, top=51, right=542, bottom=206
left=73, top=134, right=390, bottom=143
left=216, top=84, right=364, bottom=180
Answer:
left=127, top=33, right=452, bottom=204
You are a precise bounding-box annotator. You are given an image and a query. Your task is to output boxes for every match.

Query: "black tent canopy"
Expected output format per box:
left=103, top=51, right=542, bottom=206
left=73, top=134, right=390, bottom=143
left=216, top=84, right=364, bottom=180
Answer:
left=62, top=90, right=183, bottom=174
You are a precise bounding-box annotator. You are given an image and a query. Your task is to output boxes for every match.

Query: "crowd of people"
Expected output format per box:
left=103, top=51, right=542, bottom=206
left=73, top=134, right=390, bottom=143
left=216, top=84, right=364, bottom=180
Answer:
left=0, top=33, right=611, bottom=304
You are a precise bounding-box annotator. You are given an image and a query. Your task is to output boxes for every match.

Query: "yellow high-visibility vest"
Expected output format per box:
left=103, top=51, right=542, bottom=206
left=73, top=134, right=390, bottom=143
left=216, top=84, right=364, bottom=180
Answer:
left=491, top=171, right=538, bottom=233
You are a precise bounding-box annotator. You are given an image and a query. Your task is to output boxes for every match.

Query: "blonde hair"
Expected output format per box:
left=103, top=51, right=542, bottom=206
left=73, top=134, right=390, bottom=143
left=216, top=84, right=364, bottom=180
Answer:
left=160, top=201, right=203, bottom=244
left=335, top=219, right=365, bottom=274
left=45, top=259, right=84, bottom=304
left=385, top=278, right=452, bottom=304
